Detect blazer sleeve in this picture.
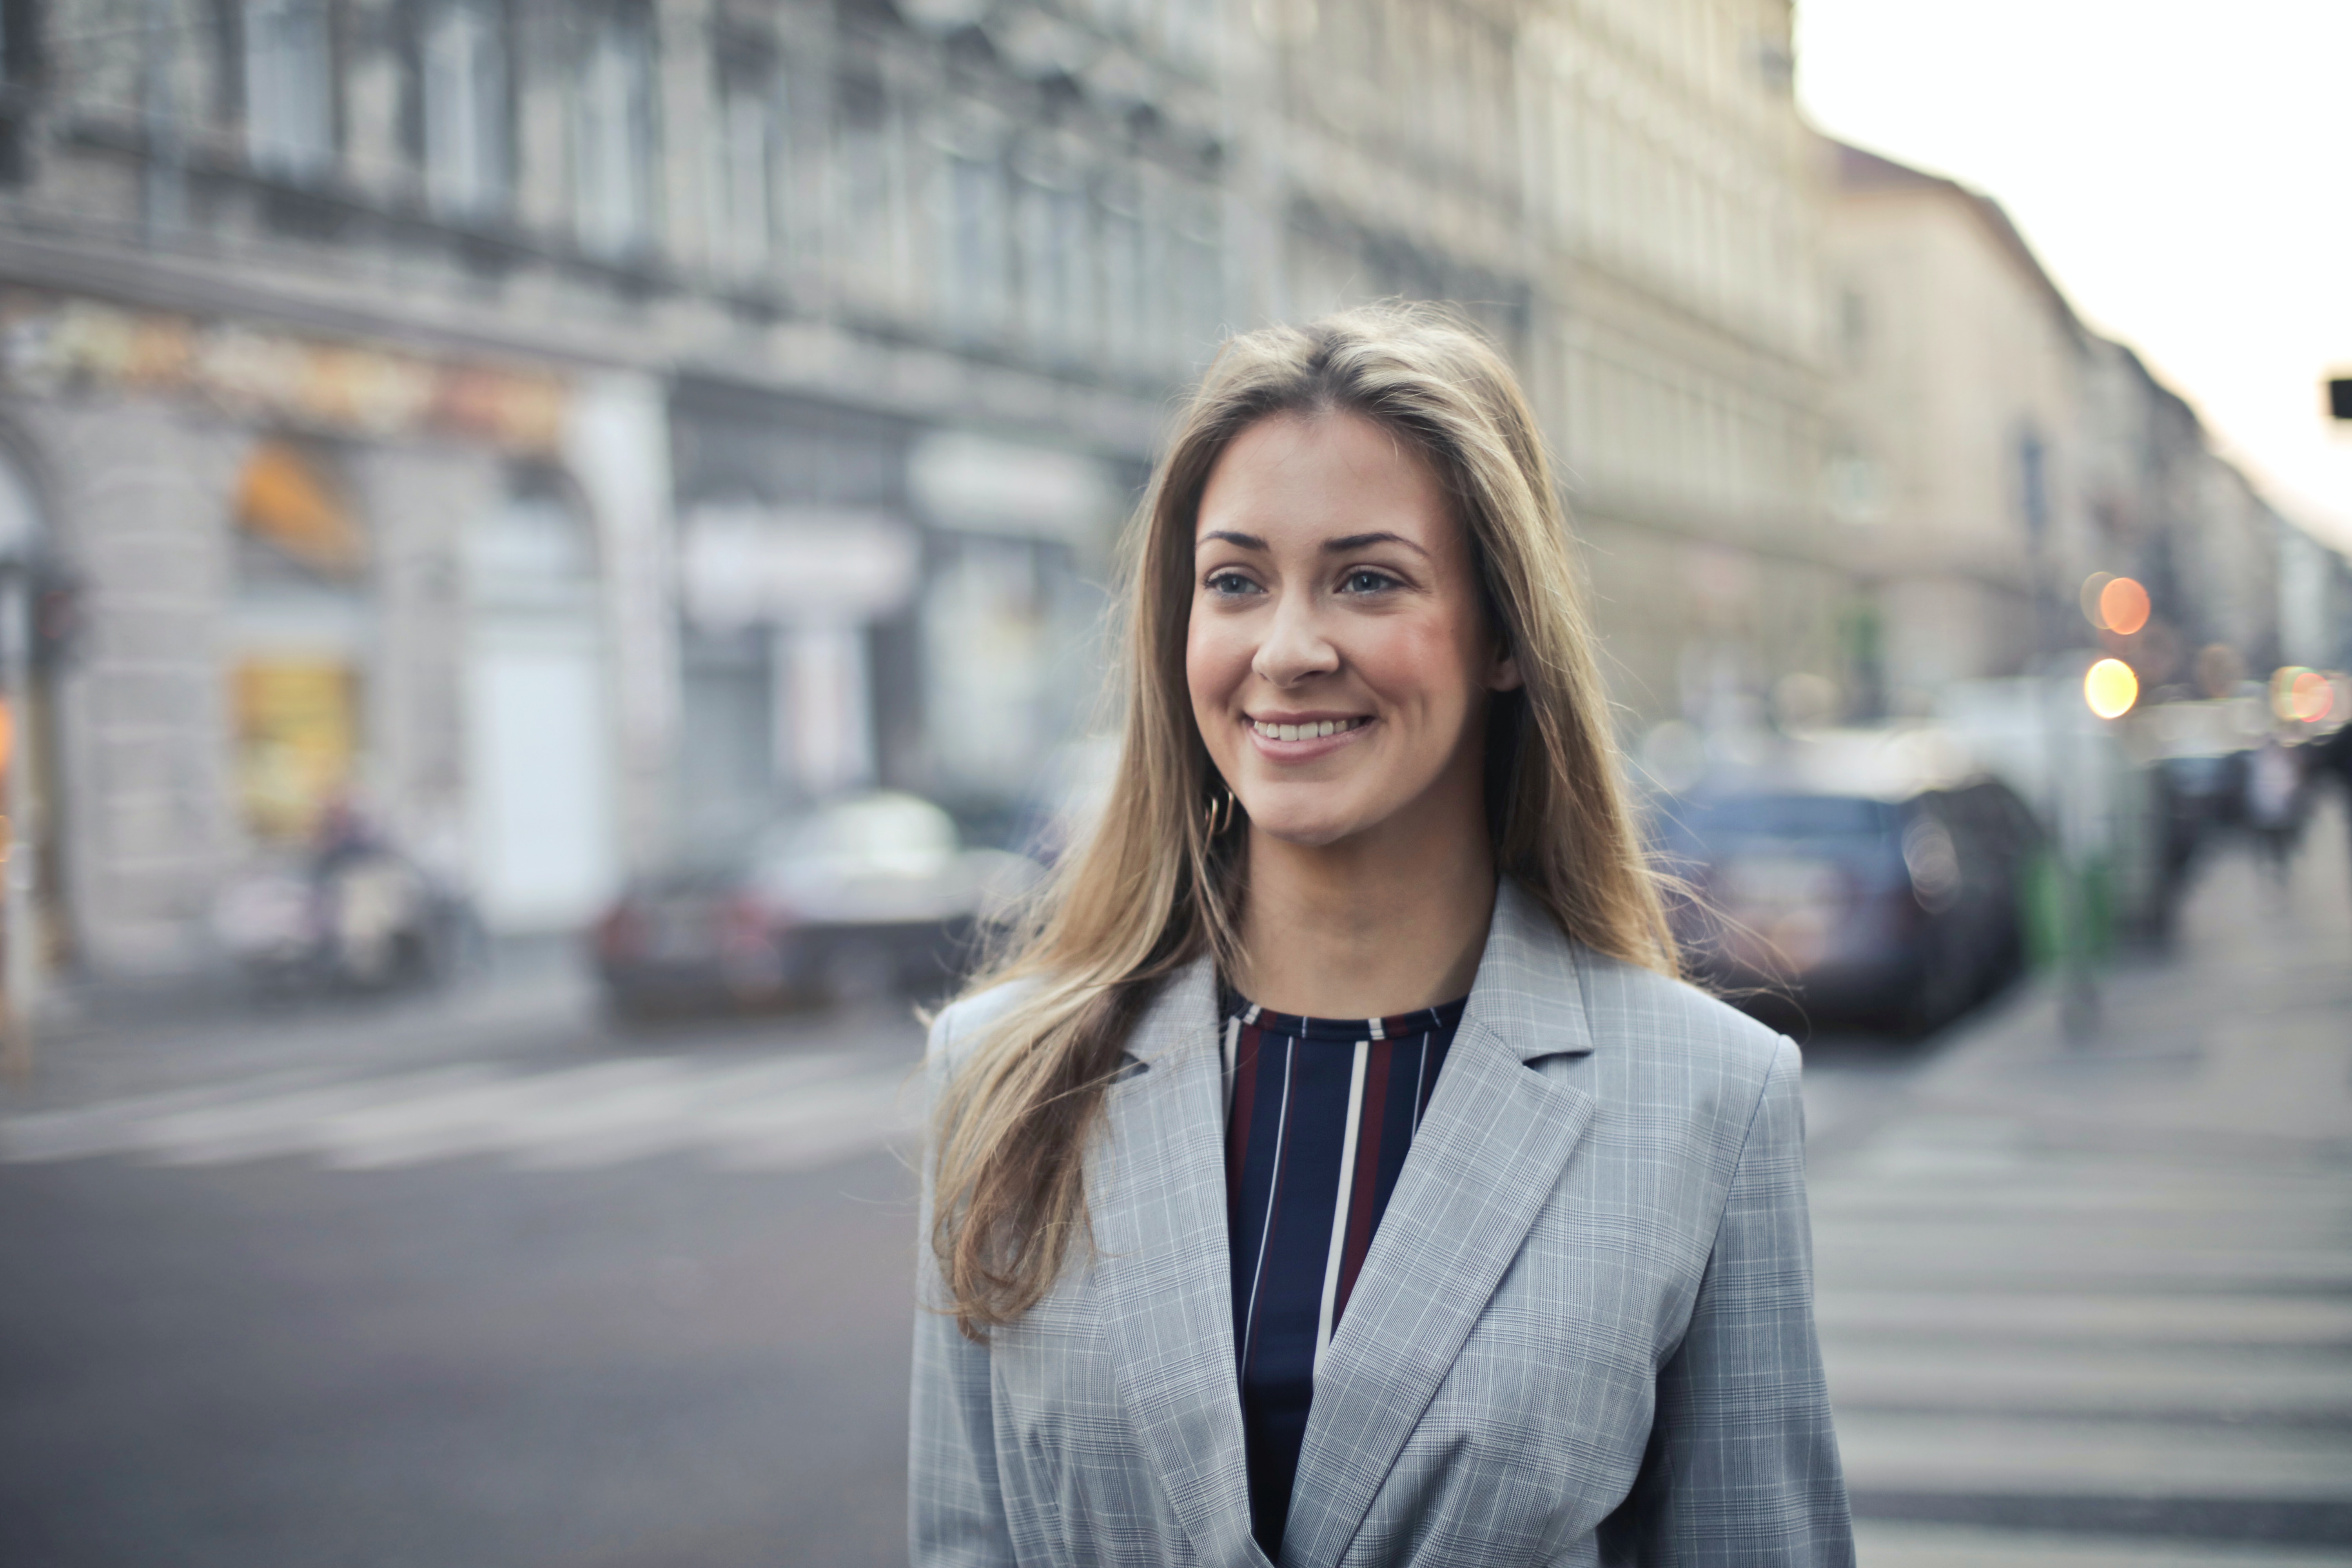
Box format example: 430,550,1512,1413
1601,1037,1855,1567
909,1011,1018,1568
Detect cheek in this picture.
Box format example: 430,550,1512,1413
1185,608,1248,711
1350,616,1476,712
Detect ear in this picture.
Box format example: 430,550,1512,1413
1487,641,1524,694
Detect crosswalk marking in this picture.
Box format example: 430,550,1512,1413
1856,1520,2352,1568
1812,1126,2352,1528
1834,1410,2352,1500
1814,1289,2352,1346
0,1051,923,1175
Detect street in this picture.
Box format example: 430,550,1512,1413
2,802,2348,1567
1819,792,2352,1568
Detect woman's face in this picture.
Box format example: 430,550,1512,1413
1186,411,1520,851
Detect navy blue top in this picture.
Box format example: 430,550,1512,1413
1221,993,1465,1559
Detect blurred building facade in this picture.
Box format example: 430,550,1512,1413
0,0,1858,984
1252,0,1847,730
1822,141,2326,714
3,1,2336,986
0,0,1225,978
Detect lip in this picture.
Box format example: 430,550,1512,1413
1242,711,1376,763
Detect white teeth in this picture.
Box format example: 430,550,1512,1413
1253,717,1365,740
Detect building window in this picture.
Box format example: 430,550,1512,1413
423,0,509,221
245,0,336,181
575,6,654,260
1171,190,1221,361
833,73,893,293
716,73,778,274
946,152,1008,336
1018,178,1092,360
0,0,43,183
1098,200,1144,371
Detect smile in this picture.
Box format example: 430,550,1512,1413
1249,715,1371,741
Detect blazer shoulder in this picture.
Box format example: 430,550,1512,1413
927,976,1043,1071
1570,944,1793,1093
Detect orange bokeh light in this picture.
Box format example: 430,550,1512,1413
2289,670,2332,723
2097,576,2150,637
2084,658,2139,719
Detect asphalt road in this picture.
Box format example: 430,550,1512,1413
2,810,2344,1568
0,989,1926,1568
0,995,935,1568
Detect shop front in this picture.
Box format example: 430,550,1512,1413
0,286,636,977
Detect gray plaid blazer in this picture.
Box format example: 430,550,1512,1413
911,879,1852,1567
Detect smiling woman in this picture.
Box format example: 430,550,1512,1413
912,304,1852,1568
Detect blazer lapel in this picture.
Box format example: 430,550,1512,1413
1088,955,1268,1567
1278,883,1598,1568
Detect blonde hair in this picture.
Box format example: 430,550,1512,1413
930,303,1677,1338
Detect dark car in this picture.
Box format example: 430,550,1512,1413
1658,778,2040,1034
592,791,1040,1018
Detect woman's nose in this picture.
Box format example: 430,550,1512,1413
1252,592,1339,686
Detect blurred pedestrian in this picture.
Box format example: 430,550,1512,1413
911,306,1851,1568
2312,719,2352,914
2245,736,2302,885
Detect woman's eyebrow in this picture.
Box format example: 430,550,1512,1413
1197,529,1268,550
1324,530,1430,558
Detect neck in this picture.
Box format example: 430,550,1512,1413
1230,796,1498,1019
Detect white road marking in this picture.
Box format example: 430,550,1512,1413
0,1051,922,1175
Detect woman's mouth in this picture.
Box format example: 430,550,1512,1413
1249,715,1371,742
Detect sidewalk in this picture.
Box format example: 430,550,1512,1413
2,940,600,1114
1810,790,2352,1565
0,936,927,1120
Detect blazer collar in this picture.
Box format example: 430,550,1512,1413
1278,878,1598,1568
1086,880,1596,1568
1461,878,1598,1064
1088,954,1269,1566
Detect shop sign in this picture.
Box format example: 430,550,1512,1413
679,503,921,629
0,288,568,452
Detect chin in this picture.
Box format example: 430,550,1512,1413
1238,794,1368,849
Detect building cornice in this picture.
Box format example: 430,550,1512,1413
0,221,1169,458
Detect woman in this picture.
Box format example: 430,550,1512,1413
913,305,1851,1567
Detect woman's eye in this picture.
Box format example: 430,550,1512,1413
1341,569,1401,595
1205,570,1261,597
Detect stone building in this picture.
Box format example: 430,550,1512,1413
0,0,1230,981
1824,140,2315,712
1245,0,1850,731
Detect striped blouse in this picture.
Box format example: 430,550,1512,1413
1221,993,1465,1559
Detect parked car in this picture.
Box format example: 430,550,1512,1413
1657,777,2040,1035
592,791,1040,1018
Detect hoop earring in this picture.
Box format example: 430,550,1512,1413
1204,786,1237,837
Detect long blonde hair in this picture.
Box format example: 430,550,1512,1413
930,303,1677,1338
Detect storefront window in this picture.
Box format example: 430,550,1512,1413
229,440,368,844
232,658,359,843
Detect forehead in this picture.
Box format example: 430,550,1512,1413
1196,412,1454,548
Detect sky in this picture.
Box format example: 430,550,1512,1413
1795,0,2352,553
